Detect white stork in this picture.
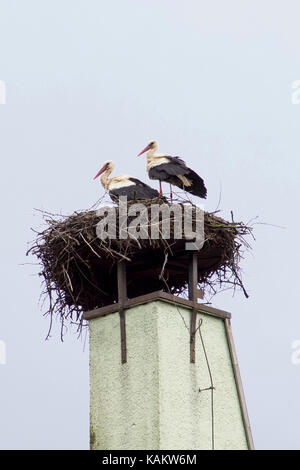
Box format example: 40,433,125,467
93,160,161,202
138,140,207,200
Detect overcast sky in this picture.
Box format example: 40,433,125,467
1,0,300,450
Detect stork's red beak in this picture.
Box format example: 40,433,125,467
137,145,151,156
93,165,106,180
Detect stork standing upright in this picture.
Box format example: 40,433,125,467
93,160,161,202
138,140,207,200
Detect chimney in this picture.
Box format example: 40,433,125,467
84,261,254,450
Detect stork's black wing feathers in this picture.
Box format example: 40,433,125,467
128,178,160,198
109,178,160,202
148,155,207,199
159,156,188,176
184,169,207,198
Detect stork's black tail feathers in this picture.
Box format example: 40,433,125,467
185,169,207,198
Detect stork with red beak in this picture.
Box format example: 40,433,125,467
138,140,207,200
93,160,161,202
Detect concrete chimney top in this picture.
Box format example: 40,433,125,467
84,288,254,450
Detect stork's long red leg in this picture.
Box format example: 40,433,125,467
170,184,173,202
159,180,163,196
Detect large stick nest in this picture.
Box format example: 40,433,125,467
27,200,253,338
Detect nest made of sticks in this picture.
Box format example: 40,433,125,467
27,199,253,338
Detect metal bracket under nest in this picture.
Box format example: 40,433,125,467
117,252,202,364
188,251,203,363
117,261,127,364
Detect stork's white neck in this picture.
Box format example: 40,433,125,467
100,166,113,190
146,142,167,162
146,141,159,158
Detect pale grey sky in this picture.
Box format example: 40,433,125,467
1,0,300,449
